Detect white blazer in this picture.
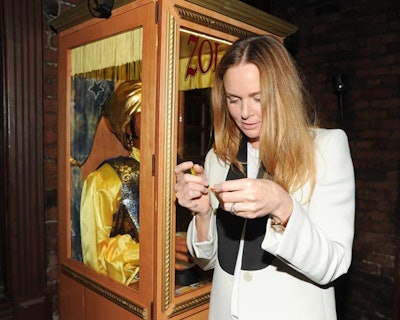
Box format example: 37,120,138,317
187,128,355,320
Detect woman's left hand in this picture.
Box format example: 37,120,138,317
212,178,293,221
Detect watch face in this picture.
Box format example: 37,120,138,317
88,0,115,18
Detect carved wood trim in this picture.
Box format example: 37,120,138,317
51,0,297,37
61,264,148,319
168,292,210,318
161,11,177,312
175,4,254,39
184,0,297,37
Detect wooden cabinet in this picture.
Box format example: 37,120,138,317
52,1,296,319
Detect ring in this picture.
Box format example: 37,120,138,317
230,203,236,215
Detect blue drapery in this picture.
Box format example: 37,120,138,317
70,77,115,261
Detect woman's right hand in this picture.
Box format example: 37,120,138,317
174,161,210,216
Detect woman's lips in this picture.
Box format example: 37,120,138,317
241,122,259,130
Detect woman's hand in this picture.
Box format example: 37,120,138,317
212,178,293,222
174,161,210,216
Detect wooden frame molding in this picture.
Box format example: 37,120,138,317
185,0,298,37
61,265,148,319
161,11,177,313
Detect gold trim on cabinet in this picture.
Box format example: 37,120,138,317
185,0,298,37
169,293,211,318
175,5,253,39
61,264,148,319
162,11,177,312
51,0,297,37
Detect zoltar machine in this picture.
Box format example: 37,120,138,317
52,0,297,319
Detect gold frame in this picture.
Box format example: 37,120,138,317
161,13,214,316
161,11,176,312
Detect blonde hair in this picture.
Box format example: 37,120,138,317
212,35,317,194
103,80,142,150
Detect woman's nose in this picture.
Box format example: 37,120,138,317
241,99,251,119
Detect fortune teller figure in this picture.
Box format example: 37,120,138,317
80,80,142,285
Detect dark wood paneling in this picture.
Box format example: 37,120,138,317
1,0,49,318
394,171,400,319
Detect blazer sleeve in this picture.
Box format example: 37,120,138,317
262,129,355,285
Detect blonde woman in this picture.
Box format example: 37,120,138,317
174,35,355,319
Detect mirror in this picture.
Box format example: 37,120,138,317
174,28,231,296
69,27,143,289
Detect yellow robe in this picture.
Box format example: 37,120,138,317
80,154,140,285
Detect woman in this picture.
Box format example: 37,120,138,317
174,35,355,319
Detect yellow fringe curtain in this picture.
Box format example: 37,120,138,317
71,28,143,81
73,62,142,82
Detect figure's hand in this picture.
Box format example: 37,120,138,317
175,235,193,271
174,161,210,216
213,178,293,222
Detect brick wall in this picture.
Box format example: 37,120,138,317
42,0,399,319
286,1,400,319
43,1,85,318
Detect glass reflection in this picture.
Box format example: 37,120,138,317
175,29,231,295
69,28,143,288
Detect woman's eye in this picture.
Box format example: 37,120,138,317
228,98,239,104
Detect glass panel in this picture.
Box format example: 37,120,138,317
69,27,143,289
175,28,231,296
